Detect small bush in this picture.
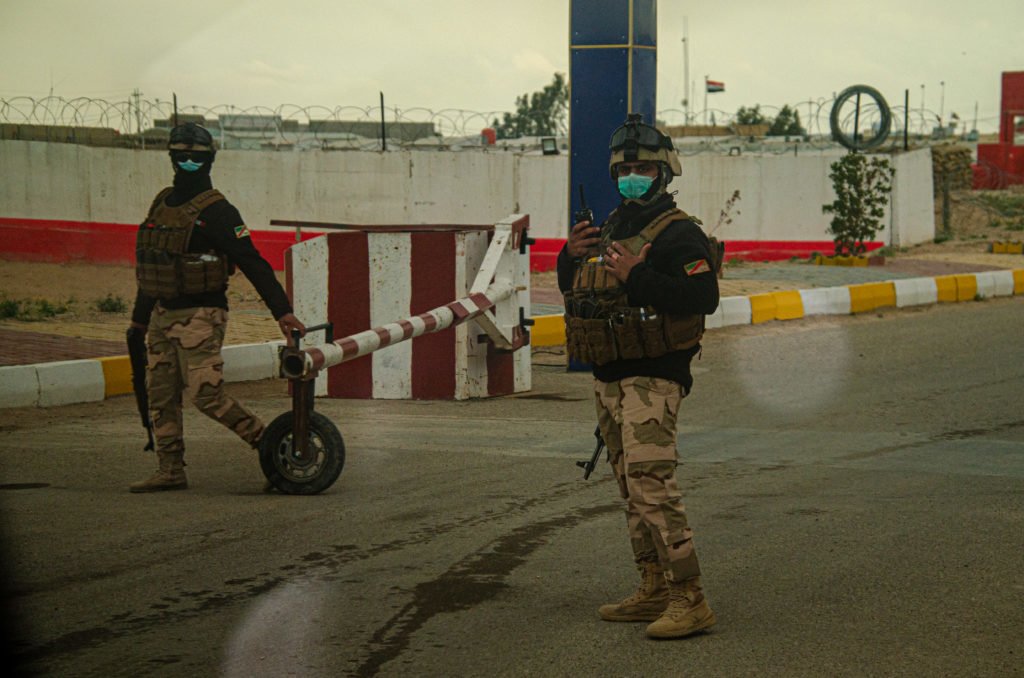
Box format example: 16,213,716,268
0,298,71,321
36,300,69,318
0,299,20,318
95,294,127,313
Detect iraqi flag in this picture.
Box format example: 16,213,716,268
706,79,725,93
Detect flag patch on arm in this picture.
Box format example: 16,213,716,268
233,224,251,239
684,259,711,276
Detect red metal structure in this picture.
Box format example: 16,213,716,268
974,71,1024,189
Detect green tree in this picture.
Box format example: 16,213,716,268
735,105,769,125
767,105,804,136
822,152,895,255
492,73,569,139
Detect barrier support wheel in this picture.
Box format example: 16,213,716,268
259,410,345,495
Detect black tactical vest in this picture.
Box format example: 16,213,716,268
135,188,230,299
564,208,708,366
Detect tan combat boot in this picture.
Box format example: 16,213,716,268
129,451,188,493
598,561,669,621
646,576,716,639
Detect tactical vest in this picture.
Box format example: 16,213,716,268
564,208,710,366
135,188,231,299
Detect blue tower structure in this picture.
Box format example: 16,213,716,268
569,0,658,230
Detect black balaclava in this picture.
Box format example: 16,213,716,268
167,123,216,197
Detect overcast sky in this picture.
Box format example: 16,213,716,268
1,0,1020,132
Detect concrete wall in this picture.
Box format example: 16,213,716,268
0,140,934,244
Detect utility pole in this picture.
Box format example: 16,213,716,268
681,16,689,125
939,80,945,126
132,88,144,149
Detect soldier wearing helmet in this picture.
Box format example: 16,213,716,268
556,113,720,639
128,122,306,493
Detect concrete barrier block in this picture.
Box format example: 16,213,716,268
953,275,977,301
748,293,777,324
0,365,40,408
223,342,283,383
894,277,938,307
705,305,725,329
530,314,565,347
981,270,1016,297
37,360,105,407
799,287,851,316
99,356,133,397
719,296,752,327
849,282,896,313
771,290,804,320
934,275,958,302
1015,270,1024,295
970,272,995,299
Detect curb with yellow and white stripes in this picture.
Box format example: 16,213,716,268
0,341,284,409
1,269,1021,409
529,269,1024,347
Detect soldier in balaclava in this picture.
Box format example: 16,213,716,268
129,122,305,493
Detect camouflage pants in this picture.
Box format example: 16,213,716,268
147,305,264,458
594,376,701,582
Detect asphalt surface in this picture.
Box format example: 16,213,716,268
1,296,1022,676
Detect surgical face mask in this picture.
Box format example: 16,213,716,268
170,150,212,173
617,173,654,199
176,159,205,172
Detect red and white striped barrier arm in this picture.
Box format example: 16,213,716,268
282,279,516,378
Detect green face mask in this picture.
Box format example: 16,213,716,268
617,173,654,199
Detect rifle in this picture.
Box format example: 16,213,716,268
575,426,606,479
126,326,154,451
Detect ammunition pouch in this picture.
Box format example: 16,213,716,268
565,310,703,366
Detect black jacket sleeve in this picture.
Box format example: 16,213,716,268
556,244,576,293
201,202,293,320
623,220,719,316
130,289,157,325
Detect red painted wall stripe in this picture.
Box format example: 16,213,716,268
0,217,317,270
327,232,373,398
410,232,457,400
0,219,878,272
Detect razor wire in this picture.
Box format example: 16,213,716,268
0,94,983,153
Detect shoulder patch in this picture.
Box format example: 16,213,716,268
684,259,711,276
233,224,251,239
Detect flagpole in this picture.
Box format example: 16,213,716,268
704,75,708,125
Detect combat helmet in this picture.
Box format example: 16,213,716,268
607,113,681,180
168,122,216,157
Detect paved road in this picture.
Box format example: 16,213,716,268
2,297,1022,677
